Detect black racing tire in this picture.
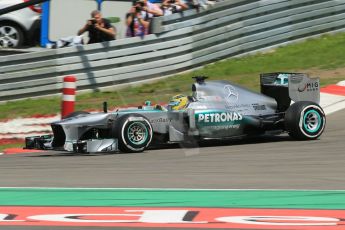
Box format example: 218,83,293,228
0,23,24,48
112,114,153,153
64,111,90,119
285,101,326,140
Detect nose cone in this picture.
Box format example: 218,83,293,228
56,113,110,126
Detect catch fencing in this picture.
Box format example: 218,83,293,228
1,0,345,101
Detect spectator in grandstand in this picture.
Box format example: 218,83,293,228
126,0,163,37
78,10,116,44
161,0,189,16
136,0,163,18
185,0,218,9
151,0,221,13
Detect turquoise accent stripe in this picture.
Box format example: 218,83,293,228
303,109,321,133
0,188,344,209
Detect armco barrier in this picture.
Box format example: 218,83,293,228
1,0,345,102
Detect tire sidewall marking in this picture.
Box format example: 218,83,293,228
121,117,153,151
299,105,325,138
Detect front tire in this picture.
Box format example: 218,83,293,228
112,114,153,153
285,101,326,140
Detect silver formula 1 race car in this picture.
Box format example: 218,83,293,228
25,73,326,153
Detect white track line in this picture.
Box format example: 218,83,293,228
320,92,345,115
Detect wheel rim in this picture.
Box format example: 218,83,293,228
303,109,321,133
0,26,20,48
127,122,148,145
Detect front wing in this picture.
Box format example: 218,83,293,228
25,135,119,153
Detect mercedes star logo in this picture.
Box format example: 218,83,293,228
223,85,239,103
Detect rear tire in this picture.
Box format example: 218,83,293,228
285,101,326,140
112,114,153,153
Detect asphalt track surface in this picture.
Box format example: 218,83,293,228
0,109,345,230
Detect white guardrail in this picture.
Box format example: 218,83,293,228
1,0,345,101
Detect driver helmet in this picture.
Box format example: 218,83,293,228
168,94,189,110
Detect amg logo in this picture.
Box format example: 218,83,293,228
197,112,243,123
298,82,319,92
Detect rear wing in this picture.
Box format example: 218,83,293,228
260,73,320,111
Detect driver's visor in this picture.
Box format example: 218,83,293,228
168,101,179,106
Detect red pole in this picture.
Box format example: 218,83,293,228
61,76,76,118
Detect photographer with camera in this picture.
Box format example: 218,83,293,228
78,10,116,44
126,0,163,37
161,0,188,16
